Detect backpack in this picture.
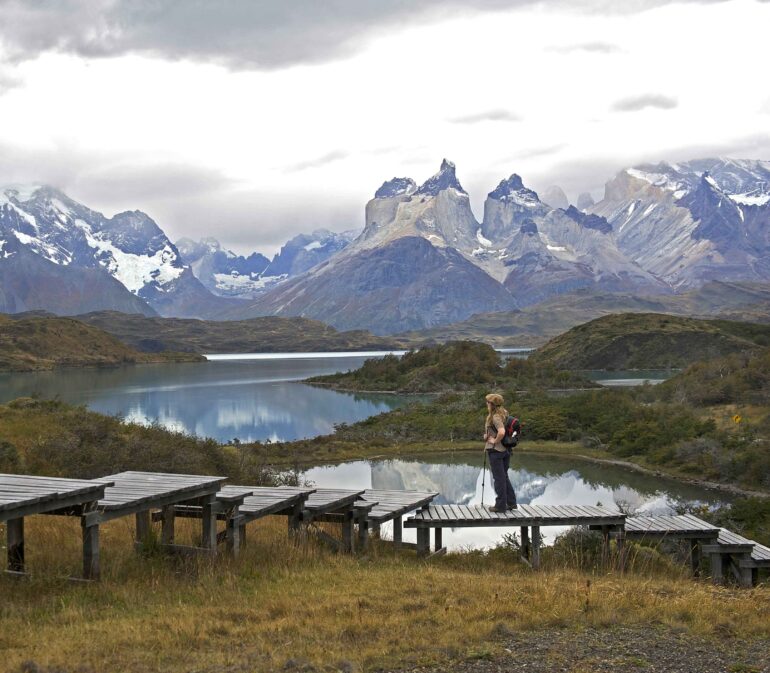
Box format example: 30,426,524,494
501,415,521,449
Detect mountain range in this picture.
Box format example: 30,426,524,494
2,156,769,333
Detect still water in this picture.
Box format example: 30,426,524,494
0,353,416,443
301,452,731,550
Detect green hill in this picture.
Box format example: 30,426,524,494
0,315,203,371
308,340,595,393
655,347,770,406
70,311,406,353
529,313,770,370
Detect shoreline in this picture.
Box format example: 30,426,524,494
274,442,770,501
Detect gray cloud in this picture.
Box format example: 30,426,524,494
761,97,770,114
448,109,521,124
548,41,622,54
284,151,350,172
612,94,678,112
0,68,22,95
0,141,360,255
0,0,730,70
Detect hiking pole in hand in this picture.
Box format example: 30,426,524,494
481,448,487,507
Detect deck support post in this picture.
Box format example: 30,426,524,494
738,563,754,589
288,501,303,535
531,526,541,570
356,507,370,551
202,496,218,554
135,510,151,549
616,527,627,573
239,523,247,545
416,528,430,557
7,517,24,573
690,539,702,578
710,553,724,584
341,510,354,554
434,527,443,553
392,516,403,549
520,526,530,561
161,505,176,546
226,511,241,558
601,526,611,569
81,507,100,581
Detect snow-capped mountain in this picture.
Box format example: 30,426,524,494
0,185,221,317
227,160,518,333
264,228,358,278
176,237,271,299
589,158,770,287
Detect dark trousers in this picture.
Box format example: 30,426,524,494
487,449,516,509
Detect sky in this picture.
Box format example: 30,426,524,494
0,0,769,256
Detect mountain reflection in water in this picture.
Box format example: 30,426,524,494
303,452,731,550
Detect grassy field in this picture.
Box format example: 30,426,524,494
2,516,769,673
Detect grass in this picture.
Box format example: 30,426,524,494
2,516,769,673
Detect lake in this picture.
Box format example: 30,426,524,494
0,353,416,443
301,451,732,550
0,353,675,443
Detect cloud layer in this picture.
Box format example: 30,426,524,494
0,0,729,69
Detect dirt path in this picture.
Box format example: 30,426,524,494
382,625,770,673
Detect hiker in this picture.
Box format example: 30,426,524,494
483,393,517,512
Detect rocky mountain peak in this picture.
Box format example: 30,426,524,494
415,159,466,196
375,177,416,199
577,192,595,210
487,174,541,205
541,185,569,210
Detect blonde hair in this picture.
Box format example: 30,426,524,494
485,393,508,429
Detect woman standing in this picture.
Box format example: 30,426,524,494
484,393,517,512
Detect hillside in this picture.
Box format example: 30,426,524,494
69,311,406,353
0,315,203,371
308,341,596,392
655,347,770,406
529,313,770,370
398,282,770,348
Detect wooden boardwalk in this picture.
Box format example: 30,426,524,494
361,489,438,548
612,513,720,577
94,471,228,558
1,473,112,579
703,528,770,587
405,504,625,566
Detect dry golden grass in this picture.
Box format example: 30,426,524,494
1,516,769,673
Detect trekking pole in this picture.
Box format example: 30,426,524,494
481,449,487,507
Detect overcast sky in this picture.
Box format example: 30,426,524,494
1,0,769,255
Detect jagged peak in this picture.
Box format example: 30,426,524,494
375,177,416,199
415,159,466,196
488,173,540,202
519,219,539,235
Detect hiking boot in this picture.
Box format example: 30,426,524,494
487,505,505,512
508,504,518,510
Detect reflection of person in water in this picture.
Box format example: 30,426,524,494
484,393,517,512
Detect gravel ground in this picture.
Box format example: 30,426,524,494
382,625,770,673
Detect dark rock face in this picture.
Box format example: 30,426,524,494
562,205,613,234
520,219,539,235
415,159,466,196
0,239,156,316
235,236,518,334
680,174,746,247
375,177,417,199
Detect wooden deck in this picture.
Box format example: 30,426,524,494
405,504,625,566
1,473,112,579
360,488,439,548
93,471,228,557
702,528,770,587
